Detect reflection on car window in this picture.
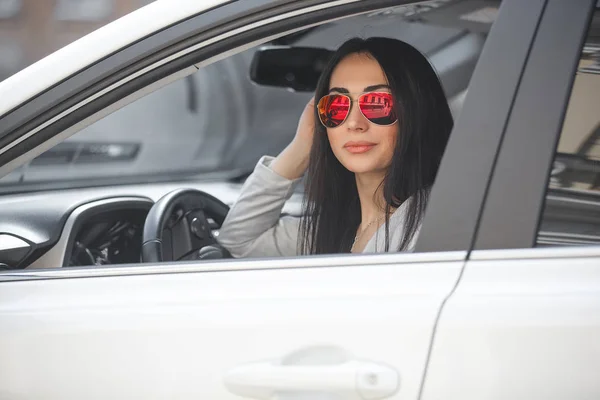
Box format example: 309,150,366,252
537,16,600,247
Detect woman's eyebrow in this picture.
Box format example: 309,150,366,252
328,84,390,93
328,87,349,93
364,84,390,91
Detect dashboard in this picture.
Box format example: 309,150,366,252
0,175,596,270
0,196,154,270
0,179,304,270
65,204,150,267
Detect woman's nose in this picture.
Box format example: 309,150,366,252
345,103,368,131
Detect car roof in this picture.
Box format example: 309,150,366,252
0,0,230,119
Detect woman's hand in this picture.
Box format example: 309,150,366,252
271,96,316,180
293,96,316,151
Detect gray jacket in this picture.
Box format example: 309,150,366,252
217,156,419,258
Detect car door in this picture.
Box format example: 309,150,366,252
0,0,542,399
421,1,600,399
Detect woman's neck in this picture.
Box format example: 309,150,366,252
355,170,387,226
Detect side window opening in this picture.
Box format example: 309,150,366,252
0,0,506,269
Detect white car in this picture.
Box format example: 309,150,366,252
0,0,599,399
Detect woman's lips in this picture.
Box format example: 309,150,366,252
344,141,376,154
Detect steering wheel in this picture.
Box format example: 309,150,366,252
141,189,230,263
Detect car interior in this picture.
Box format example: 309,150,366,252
0,0,598,271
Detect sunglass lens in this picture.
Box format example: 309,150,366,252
318,95,350,128
359,92,396,125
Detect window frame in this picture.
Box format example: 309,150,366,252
0,0,553,280
472,0,597,251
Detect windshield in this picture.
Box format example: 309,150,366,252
0,1,492,188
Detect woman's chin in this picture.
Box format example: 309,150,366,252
341,159,385,175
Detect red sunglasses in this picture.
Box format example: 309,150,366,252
317,91,397,128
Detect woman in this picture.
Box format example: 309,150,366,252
217,37,453,257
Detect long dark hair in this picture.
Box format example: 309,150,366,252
299,37,453,254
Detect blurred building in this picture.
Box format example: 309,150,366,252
0,0,153,81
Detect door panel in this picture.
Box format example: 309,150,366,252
423,4,600,398
421,248,600,400
0,258,463,399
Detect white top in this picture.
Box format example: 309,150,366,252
217,156,419,257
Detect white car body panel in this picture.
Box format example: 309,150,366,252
0,0,597,398
0,0,229,116
0,257,464,399
421,246,600,400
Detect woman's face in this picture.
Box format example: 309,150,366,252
325,52,398,175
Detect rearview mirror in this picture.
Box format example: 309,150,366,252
250,46,334,92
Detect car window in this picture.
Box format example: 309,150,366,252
0,0,508,270
0,1,495,187
537,13,600,247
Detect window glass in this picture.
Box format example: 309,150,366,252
537,11,600,246
1,0,505,269
1,0,495,186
